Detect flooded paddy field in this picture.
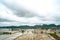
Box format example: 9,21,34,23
0,28,60,40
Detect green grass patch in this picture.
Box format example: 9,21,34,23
48,33,60,40
3,32,11,34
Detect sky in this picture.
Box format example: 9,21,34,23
0,0,60,26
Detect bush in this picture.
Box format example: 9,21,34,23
3,32,11,34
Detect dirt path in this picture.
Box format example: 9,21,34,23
14,32,55,40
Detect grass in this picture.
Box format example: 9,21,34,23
48,33,60,40
3,32,11,34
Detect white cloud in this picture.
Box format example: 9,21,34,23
0,0,60,26
2,0,55,16
0,3,28,22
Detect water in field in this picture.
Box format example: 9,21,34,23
0,28,23,40
0,35,11,40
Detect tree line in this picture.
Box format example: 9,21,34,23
0,24,60,29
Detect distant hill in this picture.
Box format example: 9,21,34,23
0,24,60,29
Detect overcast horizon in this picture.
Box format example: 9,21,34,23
0,0,60,26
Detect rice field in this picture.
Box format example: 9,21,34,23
0,28,60,40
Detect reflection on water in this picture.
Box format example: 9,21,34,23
0,28,16,40
0,35,11,40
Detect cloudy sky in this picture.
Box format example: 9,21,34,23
0,0,60,26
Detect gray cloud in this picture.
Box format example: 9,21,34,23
0,0,60,26
0,18,16,22
2,2,36,18
0,18,12,22
54,16,60,21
